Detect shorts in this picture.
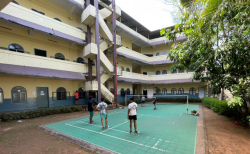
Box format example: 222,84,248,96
89,111,94,116
141,101,145,103
153,101,156,105
100,113,107,118
75,98,78,100
129,115,137,120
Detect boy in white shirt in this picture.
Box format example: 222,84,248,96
96,98,109,129
128,97,139,134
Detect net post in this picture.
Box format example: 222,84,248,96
187,95,189,114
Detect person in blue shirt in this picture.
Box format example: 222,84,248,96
96,98,109,129
88,96,95,124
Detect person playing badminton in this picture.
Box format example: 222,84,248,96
88,96,95,124
128,97,139,134
96,98,109,129
141,95,146,107
153,96,156,110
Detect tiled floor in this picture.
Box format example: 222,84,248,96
44,103,199,154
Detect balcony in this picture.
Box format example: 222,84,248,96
118,71,199,84
117,47,173,65
0,3,85,44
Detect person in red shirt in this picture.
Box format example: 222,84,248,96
74,90,79,105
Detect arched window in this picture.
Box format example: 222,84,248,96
54,18,62,22
189,87,196,95
120,88,125,97
156,70,161,75
11,86,27,103
76,27,83,31
0,88,3,104
171,70,177,74
56,87,67,100
178,70,184,73
92,61,95,66
156,88,161,95
126,68,130,72
162,88,167,95
110,88,114,94
55,53,65,60
178,88,184,95
162,51,168,55
162,70,167,74
126,88,130,95
8,43,24,53
12,0,19,5
76,57,85,64
171,88,177,95
121,66,124,71
78,88,86,99
156,52,161,56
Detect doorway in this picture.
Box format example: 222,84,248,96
143,89,147,98
36,87,49,108
199,87,205,98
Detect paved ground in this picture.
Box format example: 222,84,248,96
0,103,250,154
42,103,199,154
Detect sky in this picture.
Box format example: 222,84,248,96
116,0,177,31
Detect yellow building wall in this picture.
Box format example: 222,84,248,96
133,47,141,53
121,37,132,49
0,75,84,99
0,22,83,62
153,44,172,56
108,82,133,94
141,46,153,55
16,0,86,31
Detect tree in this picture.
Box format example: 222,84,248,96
161,0,250,119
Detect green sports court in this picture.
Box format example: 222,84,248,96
40,103,203,154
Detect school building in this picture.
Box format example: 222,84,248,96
0,0,206,112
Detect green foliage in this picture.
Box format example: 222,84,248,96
227,96,243,108
0,106,82,122
202,97,239,117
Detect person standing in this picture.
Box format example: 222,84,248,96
88,96,95,124
74,90,79,105
96,98,109,129
152,96,157,110
141,95,146,107
128,97,139,134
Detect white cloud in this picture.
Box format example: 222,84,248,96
116,0,175,31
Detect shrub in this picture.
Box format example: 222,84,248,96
202,97,239,117
0,105,82,122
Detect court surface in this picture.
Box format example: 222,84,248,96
44,103,199,154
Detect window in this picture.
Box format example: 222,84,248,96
156,70,161,75
156,52,161,56
162,70,167,74
121,66,124,71
55,53,65,60
78,88,86,99
120,88,125,97
162,51,168,55
0,88,3,104
54,18,62,22
126,88,130,95
56,87,68,100
34,49,47,57
162,88,167,95
178,70,185,73
92,61,95,66
171,70,177,74
11,86,27,103
76,27,83,31
126,68,130,72
189,87,196,95
76,57,85,64
178,88,184,95
12,0,19,5
171,88,177,95
156,88,161,95
31,9,45,15
8,43,24,53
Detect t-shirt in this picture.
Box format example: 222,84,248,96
97,102,107,114
128,102,137,115
74,93,79,99
142,97,145,101
88,100,93,111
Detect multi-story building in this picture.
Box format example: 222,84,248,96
0,0,206,112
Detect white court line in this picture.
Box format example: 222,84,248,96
179,113,183,116
65,123,167,153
